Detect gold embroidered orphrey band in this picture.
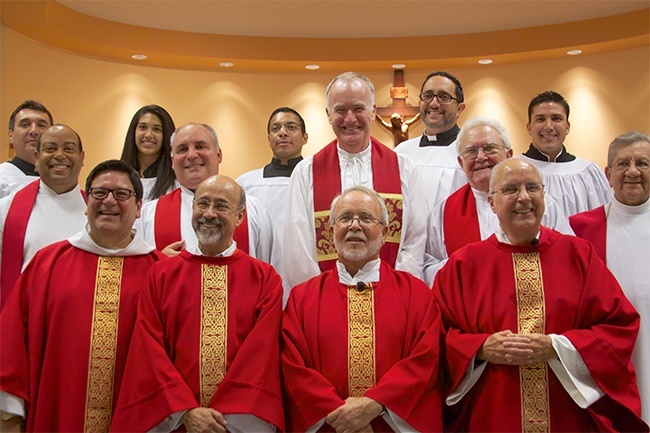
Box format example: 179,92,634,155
347,284,376,397
200,264,228,407
314,194,403,263
513,252,550,433
84,256,123,433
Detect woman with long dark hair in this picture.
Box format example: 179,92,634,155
120,105,176,201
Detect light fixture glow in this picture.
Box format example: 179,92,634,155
219,61,234,67
305,64,320,70
567,49,583,56
478,59,493,65
131,54,147,60
391,63,406,69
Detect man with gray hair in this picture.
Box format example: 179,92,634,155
283,72,427,295
423,117,572,284
138,123,277,267
282,186,443,432
570,131,650,422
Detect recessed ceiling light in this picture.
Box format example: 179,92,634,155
305,64,320,70
131,54,147,60
478,59,493,65
219,61,234,67
567,49,583,56
391,64,406,69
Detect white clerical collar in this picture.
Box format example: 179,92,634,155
188,240,238,257
68,225,154,256
539,147,565,162
494,225,541,245
40,181,81,197
471,186,489,202
609,197,650,215
337,140,372,159
336,258,381,285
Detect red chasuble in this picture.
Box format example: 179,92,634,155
111,249,284,432
281,261,443,432
432,227,645,432
312,138,403,272
442,183,480,256
570,205,607,262
153,188,250,253
0,241,164,432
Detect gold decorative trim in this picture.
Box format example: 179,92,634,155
315,210,337,262
378,193,402,244
513,252,550,433
200,264,228,407
347,284,375,397
84,256,123,433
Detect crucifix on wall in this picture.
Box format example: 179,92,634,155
376,69,421,147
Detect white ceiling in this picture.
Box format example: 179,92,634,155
59,0,650,39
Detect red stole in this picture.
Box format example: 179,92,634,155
569,205,607,262
154,188,250,254
312,137,403,272
443,183,481,256
1,180,87,310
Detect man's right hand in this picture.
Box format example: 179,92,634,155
477,330,534,365
162,240,185,257
181,407,227,433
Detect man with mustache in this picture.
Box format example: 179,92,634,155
112,175,284,433
395,71,468,210
282,186,443,432
0,124,86,309
519,90,612,216
423,117,573,285
138,123,277,267
432,158,645,431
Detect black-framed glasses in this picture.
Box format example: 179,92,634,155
418,91,458,104
491,183,544,198
461,144,504,160
88,187,137,201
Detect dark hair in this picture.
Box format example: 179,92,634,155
37,124,83,153
420,71,464,103
9,100,54,130
267,107,307,134
85,159,143,202
527,91,570,122
120,105,176,200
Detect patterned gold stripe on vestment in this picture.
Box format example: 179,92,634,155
513,252,550,433
200,264,228,407
84,256,123,433
347,284,375,397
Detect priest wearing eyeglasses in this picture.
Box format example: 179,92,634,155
282,186,444,432
432,158,646,432
422,117,573,285
0,160,165,432
0,124,87,309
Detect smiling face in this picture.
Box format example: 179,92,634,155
527,102,570,161
86,171,142,249
419,75,465,135
171,124,222,190
35,125,84,194
8,108,52,164
457,125,512,192
326,79,376,153
606,141,650,206
267,111,308,163
135,112,164,159
488,159,545,245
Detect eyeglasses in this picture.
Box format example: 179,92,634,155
491,183,544,198
334,213,380,227
88,187,137,201
611,159,650,172
461,144,504,160
418,91,458,104
194,199,236,214
269,123,301,134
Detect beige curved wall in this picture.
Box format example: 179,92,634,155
2,24,648,182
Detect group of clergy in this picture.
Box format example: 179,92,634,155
0,69,648,432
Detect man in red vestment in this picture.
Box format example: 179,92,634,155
0,159,165,432
282,186,443,432
432,158,646,432
111,175,284,433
